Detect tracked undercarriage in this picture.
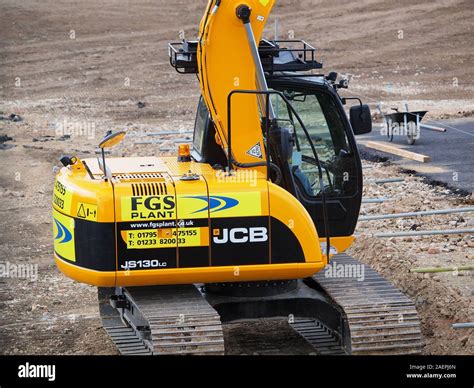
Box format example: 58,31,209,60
99,254,423,355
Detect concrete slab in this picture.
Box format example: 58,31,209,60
357,118,474,193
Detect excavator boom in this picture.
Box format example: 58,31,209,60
198,0,276,173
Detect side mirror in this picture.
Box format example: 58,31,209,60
99,130,126,149
326,72,338,82
350,104,372,135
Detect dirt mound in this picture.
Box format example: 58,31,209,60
351,236,473,354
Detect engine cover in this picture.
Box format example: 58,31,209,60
52,156,324,286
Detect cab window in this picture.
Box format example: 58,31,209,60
271,89,356,198
193,97,209,155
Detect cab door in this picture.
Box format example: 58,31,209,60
269,81,363,238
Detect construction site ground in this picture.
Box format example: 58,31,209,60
0,0,472,355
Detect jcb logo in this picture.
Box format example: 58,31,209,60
213,227,268,244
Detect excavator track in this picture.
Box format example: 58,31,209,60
290,318,346,355
99,254,422,355
99,285,225,355
98,288,151,355
313,254,423,355
103,325,151,355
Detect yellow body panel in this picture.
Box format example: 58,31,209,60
55,254,319,287
53,209,76,263
268,183,324,265
53,165,114,223
52,156,331,286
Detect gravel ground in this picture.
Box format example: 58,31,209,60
350,160,473,354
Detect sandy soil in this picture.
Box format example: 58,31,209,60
0,0,472,355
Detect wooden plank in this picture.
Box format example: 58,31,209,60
365,141,431,163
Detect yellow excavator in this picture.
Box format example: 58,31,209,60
52,0,422,355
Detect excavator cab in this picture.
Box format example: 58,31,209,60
192,72,367,240
267,77,365,238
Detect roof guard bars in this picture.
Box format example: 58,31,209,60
169,39,322,75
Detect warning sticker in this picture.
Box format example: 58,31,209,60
246,142,263,159
122,228,202,249
77,202,97,221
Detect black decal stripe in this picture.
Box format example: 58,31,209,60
210,216,270,267
179,247,209,268
270,217,305,264
70,217,305,272
74,218,116,271
178,219,209,228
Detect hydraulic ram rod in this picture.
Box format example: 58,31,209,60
237,4,276,119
